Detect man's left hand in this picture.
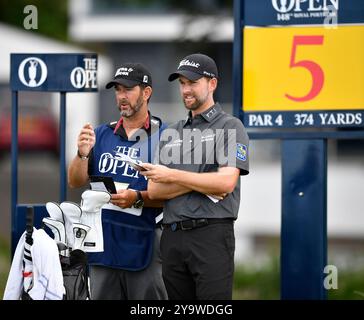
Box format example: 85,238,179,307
140,163,175,183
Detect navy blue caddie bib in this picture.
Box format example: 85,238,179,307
87,116,166,270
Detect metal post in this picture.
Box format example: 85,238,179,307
60,92,67,202
233,0,243,119
281,139,328,299
11,91,19,254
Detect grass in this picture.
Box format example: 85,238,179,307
0,237,10,299
233,256,280,300
328,270,364,300
233,256,364,300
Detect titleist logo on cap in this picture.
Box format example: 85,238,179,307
178,59,200,69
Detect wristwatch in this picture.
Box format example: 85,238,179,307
77,150,89,161
133,190,144,209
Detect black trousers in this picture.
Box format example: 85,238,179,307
160,221,235,300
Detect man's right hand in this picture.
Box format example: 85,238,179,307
77,123,95,157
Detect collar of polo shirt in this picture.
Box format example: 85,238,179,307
184,103,222,127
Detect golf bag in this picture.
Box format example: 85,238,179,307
5,206,91,300
42,191,111,299
42,201,91,300
60,249,89,300
5,190,110,300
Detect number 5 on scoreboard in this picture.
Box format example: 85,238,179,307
285,35,324,102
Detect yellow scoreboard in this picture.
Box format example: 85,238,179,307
241,0,364,128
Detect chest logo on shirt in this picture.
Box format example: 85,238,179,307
164,132,216,148
236,143,247,161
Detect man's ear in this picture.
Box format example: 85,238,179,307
209,78,218,92
143,86,152,101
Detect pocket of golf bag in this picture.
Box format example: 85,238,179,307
61,250,89,300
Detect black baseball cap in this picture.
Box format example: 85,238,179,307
168,53,218,82
105,62,152,89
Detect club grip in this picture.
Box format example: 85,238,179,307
25,206,34,245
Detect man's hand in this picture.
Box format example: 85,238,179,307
206,193,228,201
78,123,95,157
110,189,138,209
140,163,175,183
68,123,95,188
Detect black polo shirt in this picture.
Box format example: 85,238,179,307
156,103,249,224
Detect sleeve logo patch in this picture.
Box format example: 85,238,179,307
236,143,247,161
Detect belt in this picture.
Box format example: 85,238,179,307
162,218,234,232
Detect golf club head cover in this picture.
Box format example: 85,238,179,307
42,217,66,244
80,190,111,252
45,202,68,255
45,202,65,223
60,202,82,249
72,223,91,251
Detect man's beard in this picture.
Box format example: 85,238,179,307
118,93,144,118
183,92,209,111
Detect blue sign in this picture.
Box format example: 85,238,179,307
10,53,98,92
244,0,364,26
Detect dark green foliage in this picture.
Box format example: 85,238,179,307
0,0,68,41
233,256,280,300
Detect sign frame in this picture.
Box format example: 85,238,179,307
10,53,99,255
233,0,364,301
10,53,98,92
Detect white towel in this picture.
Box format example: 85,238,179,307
28,229,64,300
3,231,27,300
3,228,64,300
